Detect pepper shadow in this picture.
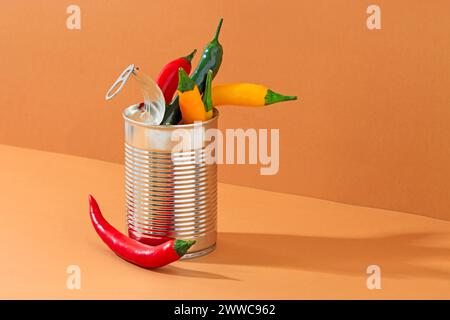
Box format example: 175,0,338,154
187,232,450,280
154,265,239,281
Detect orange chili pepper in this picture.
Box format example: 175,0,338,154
177,68,209,123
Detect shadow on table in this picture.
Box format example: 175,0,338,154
188,232,450,280
154,265,239,281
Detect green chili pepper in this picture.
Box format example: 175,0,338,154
202,69,214,115
191,18,224,92
162,18,224,125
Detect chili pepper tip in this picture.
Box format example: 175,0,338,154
88,194,95,206
184,49,197,62
88,194,101,213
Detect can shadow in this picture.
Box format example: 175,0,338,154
154,265,240,281
189,231,450,280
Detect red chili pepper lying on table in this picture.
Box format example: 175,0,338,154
89,195,195,268
156,49,197,104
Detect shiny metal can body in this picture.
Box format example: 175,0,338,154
123,104,218,258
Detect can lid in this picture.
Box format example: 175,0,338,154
105,64,135,100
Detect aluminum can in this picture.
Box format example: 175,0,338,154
123,104,218,258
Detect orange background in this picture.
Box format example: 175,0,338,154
0,0,449,220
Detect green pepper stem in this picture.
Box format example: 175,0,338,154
265,89,297,105
212,18,224,43
184,49,197,62
174,239,196,257
177,68,196,92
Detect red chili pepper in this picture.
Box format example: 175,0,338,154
89,195,195,268
156,49,197,104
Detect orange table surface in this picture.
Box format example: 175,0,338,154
1,144,450,299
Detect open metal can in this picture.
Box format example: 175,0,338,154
123,104,218,258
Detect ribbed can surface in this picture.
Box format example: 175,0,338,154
123,104,218,258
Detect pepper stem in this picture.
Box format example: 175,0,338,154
183,49,197,62
212,18,224,43
177,68,195,92
202,70,214,112
174,239,196,257
265,89,297,106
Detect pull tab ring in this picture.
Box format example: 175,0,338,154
105,64,135,100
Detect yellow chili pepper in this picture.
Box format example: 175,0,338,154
177,68,208,124
211,83,297,107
